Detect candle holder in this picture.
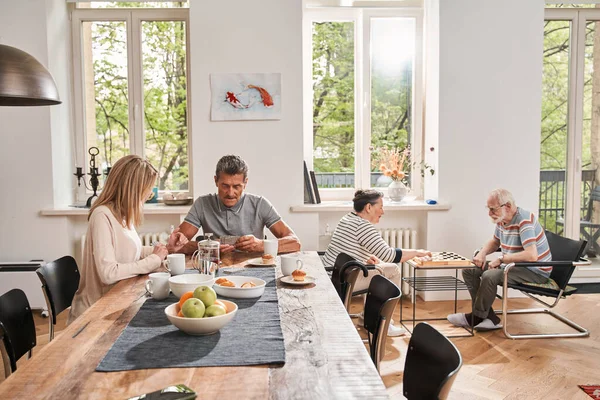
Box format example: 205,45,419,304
73,147,110,208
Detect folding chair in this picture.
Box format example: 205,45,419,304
499,231,590,339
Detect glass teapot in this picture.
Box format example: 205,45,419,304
191,233,220,277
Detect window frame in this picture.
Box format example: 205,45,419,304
303,7,424,201
71,7,192,200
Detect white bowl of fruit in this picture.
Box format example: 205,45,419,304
165,285,237,335
213,276,266,299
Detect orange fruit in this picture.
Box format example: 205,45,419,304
178,291,194,309
177,310,184,317
214,300,227,313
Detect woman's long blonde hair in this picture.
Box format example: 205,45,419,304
89,155,158,228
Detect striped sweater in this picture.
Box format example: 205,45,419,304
494,207,552,277
322,212,402,267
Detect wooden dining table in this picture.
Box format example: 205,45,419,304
0,251,388,399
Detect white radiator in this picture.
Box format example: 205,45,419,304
377,228,417,294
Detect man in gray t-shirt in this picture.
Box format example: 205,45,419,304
168,155,301,255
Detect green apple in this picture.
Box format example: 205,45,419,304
181,298,205,318
204,304,226,318
193,285,217,307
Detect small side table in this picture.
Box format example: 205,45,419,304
400,257,478,338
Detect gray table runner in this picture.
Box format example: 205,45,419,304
96,267,285,372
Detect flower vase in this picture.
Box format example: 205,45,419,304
388,180,408,202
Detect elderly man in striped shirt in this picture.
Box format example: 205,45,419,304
448,188,552,331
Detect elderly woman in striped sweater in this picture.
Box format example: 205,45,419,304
322,189,431,336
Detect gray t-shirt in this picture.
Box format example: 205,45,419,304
184,193,282,239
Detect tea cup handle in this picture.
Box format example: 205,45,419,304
145,280,154,296
191,250,200,270
162,259,172,273
296,259,303,270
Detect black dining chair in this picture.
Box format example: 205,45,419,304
363,274,401,372
36,255,80,341
0,289,36,378
330,252,379,316
498,231,589,339
403,322,463,400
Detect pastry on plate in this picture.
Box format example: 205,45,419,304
217,279,236,287
262,254,275,264
292,269,306,282
241,281,257,288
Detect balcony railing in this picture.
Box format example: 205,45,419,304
315,170,597,234
539,169,596,233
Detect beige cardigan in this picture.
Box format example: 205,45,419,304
69,205,162,323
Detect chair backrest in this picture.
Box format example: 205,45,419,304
403,322,463,400
583,186,600,222
363,275,401,371
36,255,80,324
545,230,586,288
0,289,36,373
331,252,359,302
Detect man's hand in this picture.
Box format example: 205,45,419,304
473,251,487,269
488,258,502,269
365,255,381,265
167,228,188,253
235,235,263,252
220,244,236,254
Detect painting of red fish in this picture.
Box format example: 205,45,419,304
211,73,281,121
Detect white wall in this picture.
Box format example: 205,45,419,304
0,0,548,279
0,0,71,262
189,0,318,249
424,0,545,299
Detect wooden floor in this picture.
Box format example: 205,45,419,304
2,295,599,399
351,293,600,399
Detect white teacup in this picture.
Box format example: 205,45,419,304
145,272,170,300
264,239,278,256
281,254,303,276
163,253,185,276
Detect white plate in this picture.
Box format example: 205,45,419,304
280,275,316,286
246,256,279,267
213,276,266,298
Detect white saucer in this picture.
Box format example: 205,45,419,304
280,275,315,286
246,256,279,267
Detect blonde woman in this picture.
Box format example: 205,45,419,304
69,155,170,323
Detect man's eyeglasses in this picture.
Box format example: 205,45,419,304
487,203,507,213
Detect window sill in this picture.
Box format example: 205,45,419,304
40,203,192,216
290,200,451,213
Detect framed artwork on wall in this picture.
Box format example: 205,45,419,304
210,73,282,121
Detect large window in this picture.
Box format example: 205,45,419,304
304,8,423,199
541,5,600,261
72,2,190,198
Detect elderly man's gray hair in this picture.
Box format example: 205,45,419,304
489,188,515,206
215,155,249,179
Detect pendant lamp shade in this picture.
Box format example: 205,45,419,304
0,44,61,106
